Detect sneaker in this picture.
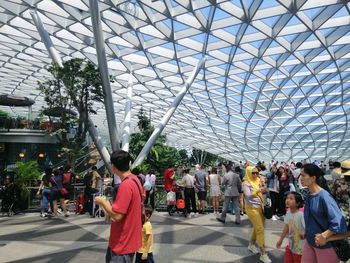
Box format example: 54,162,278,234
260,254,272,263
57,208,63,215
190,212,194,216
194,212,199,217
40,212,47,218
216,218,225,223
248,244,260,254
272,215,278,221
187,214,192,219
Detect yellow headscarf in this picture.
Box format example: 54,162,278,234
244,166,261,192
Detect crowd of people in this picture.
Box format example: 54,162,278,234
12,154,350,263
163,159,350,263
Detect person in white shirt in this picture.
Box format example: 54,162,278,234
144,170,156,209
180,167,197,217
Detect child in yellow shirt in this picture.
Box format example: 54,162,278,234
136,205,155,263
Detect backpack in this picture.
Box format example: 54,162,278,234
63,172,72,185
83,172,93,187
75,193,85,214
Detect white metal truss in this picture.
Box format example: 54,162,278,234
1,0,350,163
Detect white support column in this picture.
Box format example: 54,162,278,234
132,56,207,168
30,10,63,68
122,73,133,152
30,9,112,174
87,117,113,175
89,0,120,151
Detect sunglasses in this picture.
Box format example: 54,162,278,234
252,172,259,175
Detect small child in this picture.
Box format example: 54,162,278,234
136,205,155,263
276,192,305,263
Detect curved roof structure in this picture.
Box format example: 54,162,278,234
1,0,350,162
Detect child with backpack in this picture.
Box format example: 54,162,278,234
276,192,305,263
136,205,155,263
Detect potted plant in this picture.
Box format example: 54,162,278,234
6,161,41,210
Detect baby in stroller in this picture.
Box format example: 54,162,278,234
166,182,186,217
0,176,17,216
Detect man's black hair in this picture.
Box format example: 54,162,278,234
110,150,131,172
91,166,97,170
333,161,341,168
234,166,241,173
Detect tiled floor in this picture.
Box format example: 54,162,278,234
0,212,285,263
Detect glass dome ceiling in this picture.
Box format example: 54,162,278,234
1,0,350,163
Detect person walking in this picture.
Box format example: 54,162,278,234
95,150,142,263
37,166,53,217
276,192,305,263
243,166,272,263
135,205,155,263
217,164,241,224
300,163,347,263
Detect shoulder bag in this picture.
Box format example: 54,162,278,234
257,192,273,219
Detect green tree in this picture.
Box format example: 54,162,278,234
129,109,187,175
38,58,104,169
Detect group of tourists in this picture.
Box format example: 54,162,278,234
36,165,75,217
163,159,350,263
240,161,349,263
33,154,350,263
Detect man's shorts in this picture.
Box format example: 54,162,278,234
106,247,134,263
197,190,207,201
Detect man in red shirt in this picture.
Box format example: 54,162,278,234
164,164,175,192
95,150,142,263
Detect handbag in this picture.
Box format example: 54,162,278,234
258,192,273,219
332,239,350,262
51,177,69,198
310,212,350,261
59,187,69,197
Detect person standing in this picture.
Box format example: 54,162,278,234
208,167,221,214
95,150,142,263
332,160,350,231
164,164,175,192
180,167,197,217
194,164,209,214
85,166,101,217
217,164,241,224
266,165,280,220
145,170,156,210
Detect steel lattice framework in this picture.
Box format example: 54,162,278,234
1,0,350,162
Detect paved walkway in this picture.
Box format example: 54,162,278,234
0,212,285,263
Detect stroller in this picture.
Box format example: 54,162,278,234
0,184,17,217
166,183,187,217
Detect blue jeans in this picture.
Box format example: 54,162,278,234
41,188,51,213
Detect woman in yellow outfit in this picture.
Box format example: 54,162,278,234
242,166,272,263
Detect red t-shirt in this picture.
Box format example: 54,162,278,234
109,174,142,254
164,168,174,192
